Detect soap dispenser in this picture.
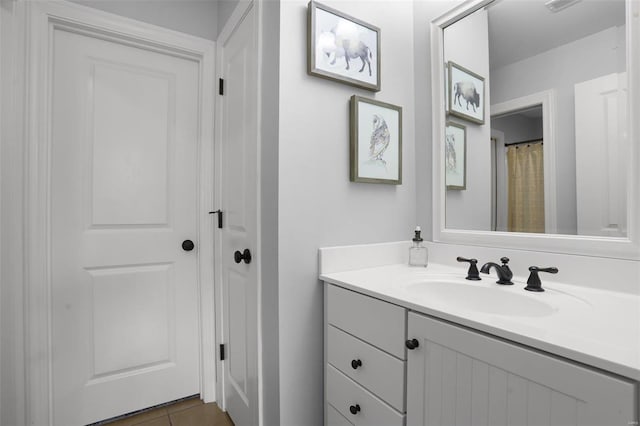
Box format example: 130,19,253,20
409,226,428,267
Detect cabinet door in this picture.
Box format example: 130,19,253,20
406,312,637,426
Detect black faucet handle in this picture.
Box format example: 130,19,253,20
500,257,510,265
529,266,558,274
456,257,481,281
525,266,559,292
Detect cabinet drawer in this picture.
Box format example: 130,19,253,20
327,364,404,426
327,325,405,411
326,403,354,426
327,285,406,359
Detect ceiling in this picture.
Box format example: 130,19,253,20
487,0,625,69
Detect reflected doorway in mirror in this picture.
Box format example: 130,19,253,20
445,121,466,190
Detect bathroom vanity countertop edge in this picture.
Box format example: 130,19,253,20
320,263,640,382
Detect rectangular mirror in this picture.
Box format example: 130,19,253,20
431,0,640,259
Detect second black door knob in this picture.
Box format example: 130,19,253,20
234,249,252,264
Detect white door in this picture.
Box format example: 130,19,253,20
219,3,259,425
51,27,200,425
575,72,628,237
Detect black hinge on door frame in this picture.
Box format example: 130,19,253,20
220,344,226,361
218,78,224,95
209,210,223,229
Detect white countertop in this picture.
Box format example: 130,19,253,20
320,262,640,381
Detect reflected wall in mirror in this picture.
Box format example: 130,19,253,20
443,0,628,237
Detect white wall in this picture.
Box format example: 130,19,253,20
443,7,492,231
278,1,416,424
491,26,626,234
69,0,219,40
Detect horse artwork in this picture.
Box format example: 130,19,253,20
453,81,480,113
318,29,373,77
309,1,380,91
448,61,485,124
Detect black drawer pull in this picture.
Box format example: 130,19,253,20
406,338,420,350
349,404,361,415
351,359,362,369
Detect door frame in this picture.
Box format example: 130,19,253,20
491,89,558,234
15,2,216,424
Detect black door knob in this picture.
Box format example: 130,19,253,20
351,359,362,369
182,240,195,251
349,404,361,415
406,338,420,350
234,249,252,264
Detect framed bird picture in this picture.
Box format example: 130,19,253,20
350,95,402,184
445,121,466,190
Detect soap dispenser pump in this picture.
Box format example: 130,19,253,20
409,226,428,267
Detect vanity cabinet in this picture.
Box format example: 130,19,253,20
324,285,407,426
324,283,638,426
406,312,637,426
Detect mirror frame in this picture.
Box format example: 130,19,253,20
431,0,640,260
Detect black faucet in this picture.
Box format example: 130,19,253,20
480,257,514,285
524,266,559,292
456,257,481,280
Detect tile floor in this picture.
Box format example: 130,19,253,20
104,397,234,426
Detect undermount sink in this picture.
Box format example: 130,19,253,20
404,280,558,317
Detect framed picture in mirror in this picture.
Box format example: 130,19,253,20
350,95,402,184
447,61,485,124
445,121,466,190
307,1,381,92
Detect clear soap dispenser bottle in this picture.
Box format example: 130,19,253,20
409,226,428,267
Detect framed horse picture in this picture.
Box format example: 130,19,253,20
308,1,381,91
447,61,485,124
